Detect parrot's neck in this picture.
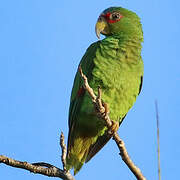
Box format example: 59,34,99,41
102,30,143,63
108,31,143,64
112,30,143,43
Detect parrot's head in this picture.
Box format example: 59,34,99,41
95,7,143,39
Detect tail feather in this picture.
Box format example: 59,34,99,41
66,137,93,174
66,154,84,175
66,132,112,174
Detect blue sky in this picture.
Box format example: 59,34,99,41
0,0,179,179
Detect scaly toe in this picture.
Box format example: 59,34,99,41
108,121,119,135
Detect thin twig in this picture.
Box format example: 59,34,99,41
79,65,96,102
113,133,146,180
96,86,105,113
0,132,73,179
0,66,146,180
0,132,74,180
155,101,161,180
79,66,146,180
60,132,67,172
0,155,75,180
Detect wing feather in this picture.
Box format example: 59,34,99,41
67,41,100,152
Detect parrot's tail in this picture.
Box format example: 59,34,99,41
66,132,112,175
66,136,94,175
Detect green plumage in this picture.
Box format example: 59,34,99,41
66,7,144,174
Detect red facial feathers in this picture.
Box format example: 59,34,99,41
102,12,123,24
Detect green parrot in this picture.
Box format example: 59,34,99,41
66,7,144,174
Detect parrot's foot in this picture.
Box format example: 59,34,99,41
103,102,109,115
108,121,119,135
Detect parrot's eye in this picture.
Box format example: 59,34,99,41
110,12,121,20
100,12,123,24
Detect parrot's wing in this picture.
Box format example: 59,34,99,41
85,114,126,163
67,41,100,153
86,75,143,162
85,131,111,163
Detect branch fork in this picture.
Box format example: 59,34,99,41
0,133,75,180
0,66,146,180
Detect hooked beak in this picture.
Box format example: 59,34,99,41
95,16,110,39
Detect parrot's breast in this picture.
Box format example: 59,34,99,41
89,37,143,122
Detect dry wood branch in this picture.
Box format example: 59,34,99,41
0,66,146,180
113,133,146,180
79,66,146,180
60,132,67,172
0,133,75,180
0,155,75,180
79,65,96,102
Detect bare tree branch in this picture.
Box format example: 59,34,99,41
0,155,75,180
113,134,146,180
155,101,161,180
79,66,146,180
0,133,75,180
0,66,146,180
60,132,67,172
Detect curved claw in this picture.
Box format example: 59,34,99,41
108,121,119,135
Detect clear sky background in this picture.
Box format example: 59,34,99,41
0,0,179,179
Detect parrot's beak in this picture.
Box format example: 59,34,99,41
95,16,110,39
